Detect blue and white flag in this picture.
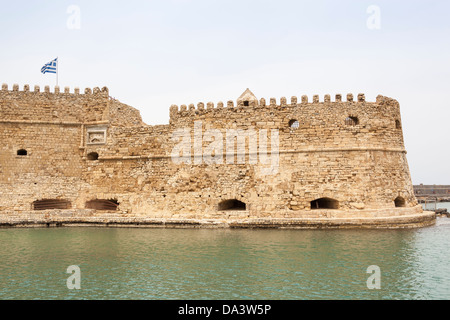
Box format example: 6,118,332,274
41,58,57,74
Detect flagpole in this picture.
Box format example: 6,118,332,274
56,57,58,87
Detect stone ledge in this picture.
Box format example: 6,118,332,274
0,211,436,230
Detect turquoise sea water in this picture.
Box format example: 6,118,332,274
0,213,449,300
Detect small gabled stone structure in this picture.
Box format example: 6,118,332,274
237,88,258,107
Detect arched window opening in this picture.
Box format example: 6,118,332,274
85,199,119,211
395,120,402,129
243,100,249,106
311,197,339,210
345,116,359,126
289,119,300,129
394,196,406,208
218,199,246,211
33,199,71,210
87,152,99,160
17,149,27,156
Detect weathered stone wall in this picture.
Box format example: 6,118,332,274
0,84,426,227
125,92,415,218
0,84,142,212
0,121,85,211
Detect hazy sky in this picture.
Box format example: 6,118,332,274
0,0,449,184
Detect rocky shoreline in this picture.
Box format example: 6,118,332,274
428,208,450,217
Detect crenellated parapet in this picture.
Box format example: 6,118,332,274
168,89,383,121
1,83,109,96
170,93,369,111
0,83,144,126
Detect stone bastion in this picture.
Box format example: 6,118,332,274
0,85,435,229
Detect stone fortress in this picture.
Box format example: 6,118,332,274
0,84,435,228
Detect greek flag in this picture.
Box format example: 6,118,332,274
41,58,57,74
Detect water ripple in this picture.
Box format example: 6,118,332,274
0,220,449,299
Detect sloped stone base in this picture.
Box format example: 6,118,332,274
0,208,436,229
